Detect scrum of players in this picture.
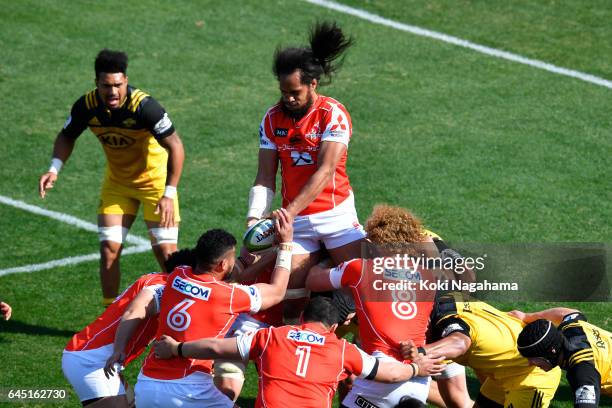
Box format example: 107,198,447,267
48,21,611,408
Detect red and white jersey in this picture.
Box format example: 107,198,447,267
141,266,262,380
329,258,436,361
259,96,352,216
65,273,166,365
237,322,377,408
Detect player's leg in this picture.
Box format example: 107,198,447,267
98,180,139,304
142,187,180,272
433,364,473,408
474,377,504,408
83,395,129,408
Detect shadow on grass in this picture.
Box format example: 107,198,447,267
236,396,255,408
0,319,75,338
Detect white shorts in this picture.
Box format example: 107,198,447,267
135,372,234,408
215,313,269,380
293,192,366,254
342,352,431,408
62,345,126,402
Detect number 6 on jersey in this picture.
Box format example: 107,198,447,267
167,299,195,331
295,345,311,377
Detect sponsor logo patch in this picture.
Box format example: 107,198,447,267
575,385,596,405
172,276,211,300
355,396,380,408
562,313,581,323
63,115,72,129
97,132,136,149
274,128,288,137
442,323,464,338
287,330,325,345
290,151,313,166
153,113,173,134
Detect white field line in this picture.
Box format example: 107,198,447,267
0,195,150,277
303,0,612,90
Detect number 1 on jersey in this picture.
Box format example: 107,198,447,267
295,345,311,377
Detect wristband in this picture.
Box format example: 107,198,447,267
163,185,177,199
278,242,293,252
410,362,419,377
247,185,274,219
48,158,63,174
417,346,427,356
408,362,416,378
177,342,184,358
275,248,292,272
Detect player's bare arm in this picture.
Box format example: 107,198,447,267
103,288,158,378
401,332,472,360
305,264,336,292
247,149,278,227
253,208,293,309
375,355,447,383
230,248,276,283
285,141,346,219
508,307,580,325
153,334,241,361
39,131,76,199
155,132,184,228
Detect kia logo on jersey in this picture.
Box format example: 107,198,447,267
274,128,288,137
97,132,136,149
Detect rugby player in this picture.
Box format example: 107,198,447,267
306,204,453,407
152,296,448,408
514,308,612,407
402,292,562,408
0,301,12,320
247,21,365,306
39,49,185,305
61,249,192,407
133,209,294,407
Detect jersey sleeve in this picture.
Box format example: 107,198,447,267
62,96,91,139
432,316,471,341
344,342,377,379
237,327,270,361
321,103,351,146
567,361,601,408
142,284,165,315
138,97,175,140
233,284,263,314
329,259,362,288
258,113,276,150
559,312,588,328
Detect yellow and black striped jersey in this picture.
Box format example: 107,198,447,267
431,292,561,383
62,86,175,188
558,313,612,405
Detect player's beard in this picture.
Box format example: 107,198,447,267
280,94,314,120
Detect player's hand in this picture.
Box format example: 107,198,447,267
0,302,12,321
103,350,125,379
246,217,260,228
39,172,58,199
153,335,179,359
399,339,419,361
413,354,447,377
154,197,175,228
507,310,526,321
272,208,293,243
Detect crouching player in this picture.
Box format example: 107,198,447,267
403,292,562,407
153,296,448,408
133,209,294,408
514,307,612,407
61,250,192,407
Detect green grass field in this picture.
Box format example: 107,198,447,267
1,0,610,406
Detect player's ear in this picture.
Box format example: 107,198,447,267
310,78,317,90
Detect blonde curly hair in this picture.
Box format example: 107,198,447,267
365,205,427,252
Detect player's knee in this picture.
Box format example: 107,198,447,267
98,226,128,245
148,227,178,246
214,362,245,401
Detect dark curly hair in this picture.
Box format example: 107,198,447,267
273,21,353,85
194,229,237,271
95,49,128,78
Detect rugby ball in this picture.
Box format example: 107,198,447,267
243,219,276,252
